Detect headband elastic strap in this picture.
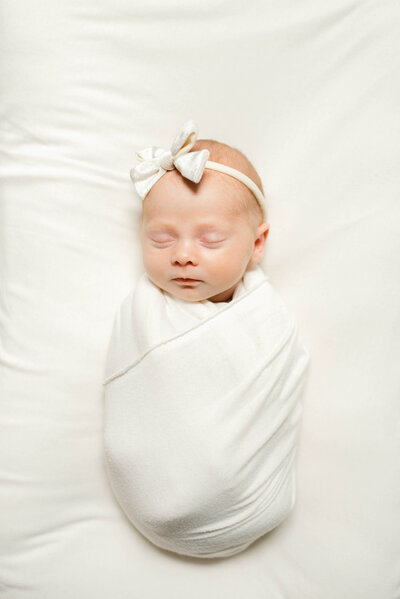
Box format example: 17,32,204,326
204,161,266,220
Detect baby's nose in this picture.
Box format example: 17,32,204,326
171,240,199,266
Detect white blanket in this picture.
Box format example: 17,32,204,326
3,2,400,594
102,265,309,558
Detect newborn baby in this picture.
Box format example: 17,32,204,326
139,132,269,304
102,121,309,559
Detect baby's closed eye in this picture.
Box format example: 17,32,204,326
150,235,175,247
200,235,226,245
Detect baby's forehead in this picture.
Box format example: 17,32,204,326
142,170,249,223
156,167,241,198
143,208,234,227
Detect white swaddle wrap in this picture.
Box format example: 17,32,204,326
102,264,309,558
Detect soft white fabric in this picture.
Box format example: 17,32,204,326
1,1,400,597
102,265,308,558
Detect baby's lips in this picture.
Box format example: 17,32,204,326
173,278,202,284
172,275,202,281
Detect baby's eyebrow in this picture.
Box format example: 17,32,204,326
145,221,175,230
195,220,232,230
147,221,223,230
197,222,220,229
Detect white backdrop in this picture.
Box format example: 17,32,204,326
1,1,399,597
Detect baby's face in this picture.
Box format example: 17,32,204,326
140,171,269,303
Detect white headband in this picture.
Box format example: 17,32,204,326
129,120,267,220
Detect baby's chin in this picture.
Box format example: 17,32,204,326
167,288,212,303
166,286,234,304
149,276,236,303
159,282,212,303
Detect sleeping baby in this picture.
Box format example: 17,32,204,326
102,120,309,559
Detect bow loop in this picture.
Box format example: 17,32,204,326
174,150,210,184
135,146,163,163
170,120,198,158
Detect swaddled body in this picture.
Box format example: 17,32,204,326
102,120,309,558
103,264,308,558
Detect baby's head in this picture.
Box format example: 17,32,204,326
133,124,269,303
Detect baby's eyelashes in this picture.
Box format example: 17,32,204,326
149,235,226,247
150,235,174,244
200,240,226,247
200,235,225,243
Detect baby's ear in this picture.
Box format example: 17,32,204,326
250,223,269,264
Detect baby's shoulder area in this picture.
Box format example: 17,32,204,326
233,266,299,333
115,271,160,313
247,270,309,366
236,265,284,308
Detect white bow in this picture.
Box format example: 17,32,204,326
130,120,210,199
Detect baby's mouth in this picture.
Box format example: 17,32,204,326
173,278,202,284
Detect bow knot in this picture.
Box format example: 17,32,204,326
158,150,174,171
130,120,210,200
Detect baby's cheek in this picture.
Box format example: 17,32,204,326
208,250,231,269
143,249,164,274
